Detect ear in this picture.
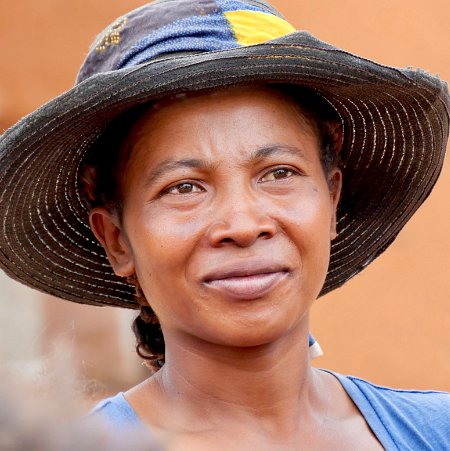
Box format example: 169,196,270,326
328,167,342,241
89,207,135,277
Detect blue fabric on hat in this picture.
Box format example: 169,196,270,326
117,0,277,70
118,13,238,69
218,0,265,13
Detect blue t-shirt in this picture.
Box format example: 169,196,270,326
92,371,450,450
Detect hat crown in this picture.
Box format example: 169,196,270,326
76,0,294,84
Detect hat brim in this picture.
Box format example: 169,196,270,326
0,32,449,308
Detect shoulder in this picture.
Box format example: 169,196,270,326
344,373,450,418
331,371,450,450
89,392,143,428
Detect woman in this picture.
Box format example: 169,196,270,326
0,0,449,449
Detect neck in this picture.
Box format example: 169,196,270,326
152,319,321,434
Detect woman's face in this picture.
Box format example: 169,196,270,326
93,87,341,348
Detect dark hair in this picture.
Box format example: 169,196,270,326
79,85,342,372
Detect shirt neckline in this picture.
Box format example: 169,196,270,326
117,370,394,449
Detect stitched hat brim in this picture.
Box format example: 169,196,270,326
0,32,449,308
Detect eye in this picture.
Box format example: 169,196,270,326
163,182,204,195
259,167,298,183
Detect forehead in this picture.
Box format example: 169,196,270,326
123,86,320,159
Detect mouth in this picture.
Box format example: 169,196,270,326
201,261,291,300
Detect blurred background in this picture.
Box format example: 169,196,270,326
0,0,449,400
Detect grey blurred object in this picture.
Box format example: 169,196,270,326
0,348,162,451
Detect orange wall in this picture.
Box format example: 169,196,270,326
0,0,449,391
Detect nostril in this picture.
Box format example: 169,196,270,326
206,216,277,247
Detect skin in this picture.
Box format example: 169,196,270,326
90,87,383,450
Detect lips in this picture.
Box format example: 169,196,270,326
201,260,290,300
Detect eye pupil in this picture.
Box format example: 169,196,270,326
273,168,289,179
178,183,193,193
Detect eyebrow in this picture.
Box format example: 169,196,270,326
244,144,308,165
144,158,211,188
143,144,307,188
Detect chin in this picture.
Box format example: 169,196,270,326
201,308,306,349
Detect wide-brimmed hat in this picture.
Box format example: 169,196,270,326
0,0,449,308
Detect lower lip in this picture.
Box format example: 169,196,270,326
203,272,289,300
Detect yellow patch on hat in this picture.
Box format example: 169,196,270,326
224,10,295,46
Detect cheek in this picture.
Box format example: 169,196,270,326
276,182,333,238
125,206,206,296
276,185,333,284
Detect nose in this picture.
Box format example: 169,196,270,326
206,205,277,248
